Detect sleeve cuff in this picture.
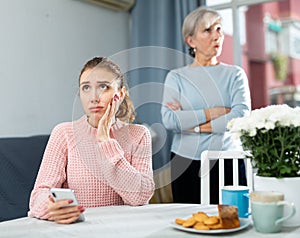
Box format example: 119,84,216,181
196,109,207,124
98,139,124,160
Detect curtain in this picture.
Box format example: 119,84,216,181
127,0,199,202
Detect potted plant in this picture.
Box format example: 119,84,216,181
227,104,300,226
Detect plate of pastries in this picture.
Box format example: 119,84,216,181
171,204,251,234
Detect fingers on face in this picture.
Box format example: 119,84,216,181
103,101,113,120
107,95,118,116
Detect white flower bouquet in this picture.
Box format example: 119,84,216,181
227,104,300,178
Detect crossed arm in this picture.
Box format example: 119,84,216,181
165,98,230,133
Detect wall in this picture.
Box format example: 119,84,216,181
0,0,130,137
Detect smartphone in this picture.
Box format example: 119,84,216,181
50,188,85,221
50,188,79,206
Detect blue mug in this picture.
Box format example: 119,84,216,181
221,186,250,218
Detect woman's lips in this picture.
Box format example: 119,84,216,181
89,106,103,112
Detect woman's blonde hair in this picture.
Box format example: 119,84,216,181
182,7,222,57
79,57,136,123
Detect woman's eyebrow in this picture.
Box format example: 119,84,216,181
80,80,112,86
80,80,89,86
96,80,112,84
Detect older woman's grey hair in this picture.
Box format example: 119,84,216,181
182,7,222,57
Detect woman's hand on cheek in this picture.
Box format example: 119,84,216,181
96,95,118,142
47,195,84,224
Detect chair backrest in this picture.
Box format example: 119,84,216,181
0,135,49,222
200,150,253,204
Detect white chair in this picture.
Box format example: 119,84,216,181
200,150,253,204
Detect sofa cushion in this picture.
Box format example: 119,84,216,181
0,135,49,222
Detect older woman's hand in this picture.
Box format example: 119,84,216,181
47,195,85,224
205,107,230,121
166,98,182,111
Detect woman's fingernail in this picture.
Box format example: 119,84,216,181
114,94,119,101
68,199,74,204
78,205,85,212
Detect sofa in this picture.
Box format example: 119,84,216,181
0,135,49,222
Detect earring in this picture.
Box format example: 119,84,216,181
189,47,196,57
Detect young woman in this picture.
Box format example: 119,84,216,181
29,57,155,224
161,7,251,204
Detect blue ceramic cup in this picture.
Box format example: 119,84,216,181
221,186,250,218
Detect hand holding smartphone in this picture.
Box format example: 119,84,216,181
50,188,85,222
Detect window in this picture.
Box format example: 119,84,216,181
264,14,279,54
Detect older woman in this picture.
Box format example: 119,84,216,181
161,7,251,204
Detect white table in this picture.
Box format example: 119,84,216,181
1,203,299,238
